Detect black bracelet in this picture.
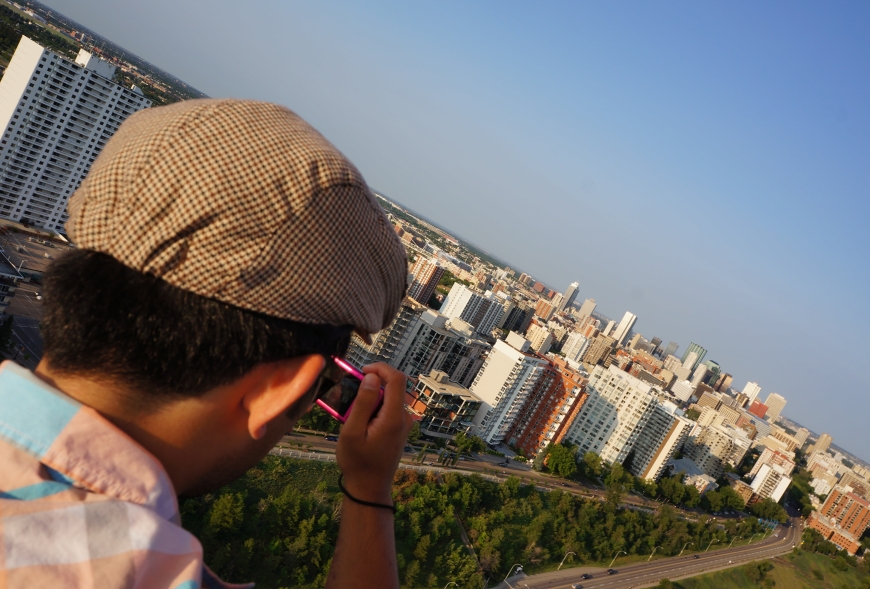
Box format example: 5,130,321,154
338,474,396,514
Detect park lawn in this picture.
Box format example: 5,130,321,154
677,551,869,589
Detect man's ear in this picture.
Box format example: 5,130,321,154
243,354,326,440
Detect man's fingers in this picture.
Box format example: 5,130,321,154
361,363,407,418
344,373,382,434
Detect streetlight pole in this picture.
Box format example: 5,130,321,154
557,551,576,570
728,537,737,548
647,546,663,562
678,542,694,557
608,551,626,568
748,533,760,544
503,564,523,589
706,539,719,552
444,583,457,589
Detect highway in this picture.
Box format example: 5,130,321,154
503,515,801,589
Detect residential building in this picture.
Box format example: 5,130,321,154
346,297,426,367
407,370,483,439
808,486,870,555
611,311,637,346
684,423,752,479
562,331,590,363
534,298,555,321
748,400,768,420
407,256,444,304
506,356,588,457
525,323,554,355
670,379,694,402
767,426,801,453
581,334,615,366
470,335,547,444
439,283,504,335
668,457,718,495
680,342,707,372
750,463,792,503
0,36,151,231
558,281,579,312
563,365,687,479
794,427,810,447
749,447,796,478
741,382,762,405
764,393,787,421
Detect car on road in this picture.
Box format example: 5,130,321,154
580,573,592,580
693,555,700,559
571,584,582,589
324,435,338,442
606,568,617,575
404,446,413,452
560,482,569,487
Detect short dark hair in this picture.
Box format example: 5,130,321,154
41,250,351,401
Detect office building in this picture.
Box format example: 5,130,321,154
500,300,534,334
506,357,588,457
470,335,547,444
669,379,694,402
810,433,833,454
742,382,762,405
577,298,596,319
0,36,151,231
407,370,483,439
808,486,870,555
602,320,616,337
794,428,810,447
663,341,679,358
690,364,709,387
748,400,768,420
611,311,637,345
680,343,707,372
764,393,787,421
558,281,579,312
407,256,444,304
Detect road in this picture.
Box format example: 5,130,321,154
503,515,802,589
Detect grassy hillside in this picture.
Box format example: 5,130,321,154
672,551,870,589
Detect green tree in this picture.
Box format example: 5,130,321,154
604,463,631,509
547,444,578,479
407,421,421,444
685,408,701,421
581,451,603,479
750,498,788,523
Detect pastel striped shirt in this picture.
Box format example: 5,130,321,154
0,361,251,589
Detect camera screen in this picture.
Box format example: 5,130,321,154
318,365,361,417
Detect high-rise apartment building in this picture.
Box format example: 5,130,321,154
808,486,870,554
534,298,555,321
557,281,579,312
794,427,810,447
563,365,691,479
611,311,637,345
408,370,483,439
525,323,554,355
764,393,787,421
684,423,752,479
749,447,796,478
750,463,792,503
392,309,489,387
581,334,616,366
0,37,151,231
471,335,547,445
406,256,444,304
741,382,762,405
562,332,590,363
680,343,707,372
346,297,427,367
440,283,504,335
506,356,588,457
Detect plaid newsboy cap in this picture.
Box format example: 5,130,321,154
66,99,408,334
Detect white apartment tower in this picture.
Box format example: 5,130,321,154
470,335,547,444
611,311,637,345
564,365,675,471
0,36,151,232
577,298,596,319
742,381,762,405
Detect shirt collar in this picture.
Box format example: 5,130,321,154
0,361,179,522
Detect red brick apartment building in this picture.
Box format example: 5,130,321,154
808,485,870,554
506,356,588,457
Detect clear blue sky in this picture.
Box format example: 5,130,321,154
44,1,870,457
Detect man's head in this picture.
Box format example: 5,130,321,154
37,99,408,494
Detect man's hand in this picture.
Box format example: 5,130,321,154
336,362,414,504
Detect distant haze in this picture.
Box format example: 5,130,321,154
42,1,870,458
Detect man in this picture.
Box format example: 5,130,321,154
0,99,412,588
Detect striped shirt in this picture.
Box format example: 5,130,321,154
0,361,251,589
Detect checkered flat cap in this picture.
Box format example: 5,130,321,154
66,99,407,333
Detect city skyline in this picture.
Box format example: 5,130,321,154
36,0,870,453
